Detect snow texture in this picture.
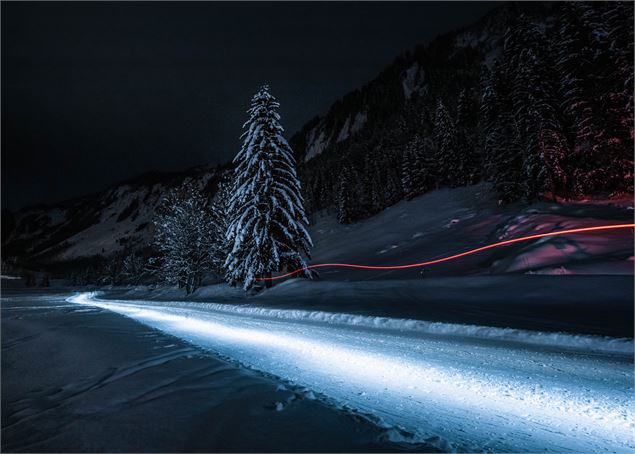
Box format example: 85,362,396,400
304,128,330,162
225,85,313,289
402,63,424,100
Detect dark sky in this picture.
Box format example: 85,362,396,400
2,1,497,210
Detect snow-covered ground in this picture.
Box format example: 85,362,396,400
307,184,634,279
2,288,404,452
66,292,634,453
4,184,633,452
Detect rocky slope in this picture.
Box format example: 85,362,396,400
2,166,227,266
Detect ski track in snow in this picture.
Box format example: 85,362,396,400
68,292,635,453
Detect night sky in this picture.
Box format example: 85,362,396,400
2,1,497,210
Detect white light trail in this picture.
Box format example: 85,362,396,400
69,292,635,453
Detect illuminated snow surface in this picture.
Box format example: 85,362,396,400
70,292,634,453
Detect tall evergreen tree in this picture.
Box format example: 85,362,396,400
492,112,524,204
381,149,404,206
401,147,415,200
225,85,314,290
456,88,481,185
433,99,459,186
481,60,524,203
210,179,231,277
602,2,634,143
481,15,571,202
594,2,634,192
337,166,354,224
457,88,477,129
363,151,384,214
512,35,568,198
554,3,605,194
402,134,438,198
479,63,499,182
412,136,439,194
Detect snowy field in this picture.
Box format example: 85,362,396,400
306,184,634,279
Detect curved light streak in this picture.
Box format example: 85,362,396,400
256,223,635,281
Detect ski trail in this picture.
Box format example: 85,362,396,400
69,292,635,453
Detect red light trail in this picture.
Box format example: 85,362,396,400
256,223,635,281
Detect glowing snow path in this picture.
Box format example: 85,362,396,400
69,293,634,453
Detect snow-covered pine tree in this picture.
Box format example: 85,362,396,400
492,111,524,204
401,147,415,200
479,64,499,181
602,1,634,145
357,152,397,217
337,166,354,224
522,100,551,202
210,179,231,277
380,149,404,207
316,167,332,212
433,99,459,187
554,3,604,195
456,88,481,186
153,181,217,294
403,135,430,198
518,54,568,201
225,85,314,290
592,2,634,193
121,251,146,285
457,88,477,129
504,15,568,200
103,252,124,286
362,151,384,214
412,135,438,195
480,59,524,204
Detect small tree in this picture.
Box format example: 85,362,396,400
121,252,146,285
153,181,218,294
103,252,124,286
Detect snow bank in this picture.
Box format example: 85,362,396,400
78,292,633,355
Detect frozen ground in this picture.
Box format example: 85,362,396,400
64,291,634,453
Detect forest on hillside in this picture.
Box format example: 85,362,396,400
297,2,634,223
